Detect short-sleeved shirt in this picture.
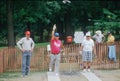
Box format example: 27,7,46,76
50,39,62,54
81,39,94,51
107,35,115,45
93,34,104,43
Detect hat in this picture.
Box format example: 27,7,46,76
108,31,112,35
25,31,31,35
108,31,111,34
86,32,91,36
54,32,59,37
95,30,101,35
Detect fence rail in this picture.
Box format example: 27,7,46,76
0,42,120,73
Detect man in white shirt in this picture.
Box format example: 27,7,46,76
17,31,35,77
93,30,104,43
80,32,95,72
92,30,104,63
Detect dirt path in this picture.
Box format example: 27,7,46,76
94,70,120,81
1,70,120,81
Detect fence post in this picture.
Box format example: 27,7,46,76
0,49,3,73
119,45,120,69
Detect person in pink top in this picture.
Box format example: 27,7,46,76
49,24,63,76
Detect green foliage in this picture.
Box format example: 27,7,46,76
103,8,117,20
0,1,120,46
35,42,50,47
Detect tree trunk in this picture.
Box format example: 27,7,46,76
26,22,31,31
65,14,74,36
82,10,89,35
56,18,64,40
7,0,15,47
64,5,74,37
38,23,44,42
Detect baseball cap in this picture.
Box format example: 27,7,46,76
86,32,91,36
108,31,112,35
108,31,111,34
25,31,31,35
54,32,59,37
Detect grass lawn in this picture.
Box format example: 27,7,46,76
35,42,50,47
0,72,20,81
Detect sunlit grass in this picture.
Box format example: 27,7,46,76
35,42,50,47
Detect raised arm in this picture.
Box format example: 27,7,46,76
51,24,56,40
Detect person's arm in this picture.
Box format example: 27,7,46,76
79,45,83,54
93,46,96,54
92,35,96,43
60,43,64,53
17,38,24,51
80,40,84,51
102,34,105,43
92,40,97,57
60,42,64,50
31,39,35,52
92,35,95,39
51,24,56,40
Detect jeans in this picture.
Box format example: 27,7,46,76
49,53,61,73
22,51,31,76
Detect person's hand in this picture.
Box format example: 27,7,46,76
47,54,50,57
79,51,82,55
61,50,65,55
61,49,64,52
93,53,97,58
53,24,56,31
30,49,33,52
21,49,25,52
95,54,97,58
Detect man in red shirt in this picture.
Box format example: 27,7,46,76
49,24,63,76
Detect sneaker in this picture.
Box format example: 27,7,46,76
83,69,87,72
87,69,91,72
21,75,28,78
49,68,52,72
21,75,25,77
55,73,59,76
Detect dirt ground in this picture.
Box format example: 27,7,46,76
0,70,120,81
94,70,120,81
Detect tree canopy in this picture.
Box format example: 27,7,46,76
0,0,120,47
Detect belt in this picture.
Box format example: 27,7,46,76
25,50,31,52
52,52,60,55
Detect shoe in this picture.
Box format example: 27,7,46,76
21,75,28,78
87,69,91,72
49,68,52,72
21,75,25,77
55,73,59,76
83,69,87,72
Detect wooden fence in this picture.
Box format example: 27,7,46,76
0,42,120,73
